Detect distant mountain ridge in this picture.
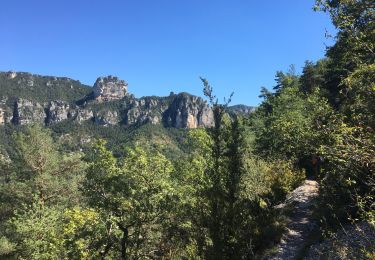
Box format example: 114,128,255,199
0,71,255,128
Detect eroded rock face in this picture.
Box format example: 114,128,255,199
227,105,256,116
0,73,253,129
76,109,94,122
94,110,120,126
0,108,5,125
0,98,6,125
164,93,213,128
46,101,75,124
93,76,128,101
200,105,214,127
125,97,167,125
6,71,17,79
0,93,215,129
12,98,45,125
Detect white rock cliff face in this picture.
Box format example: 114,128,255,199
94,110,120,125
163,93,214,128
47,101,75,123
76,109,94,122
93,76,128,101
7,71,17,79
0,98,11,125
12,98,46,125
0,73,229,129
0,108,5,125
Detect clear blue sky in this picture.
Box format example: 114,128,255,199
0,0,335,106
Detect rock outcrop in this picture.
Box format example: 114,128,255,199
12,98,46,125
125,96,168,125
6,71,17,79
0,72,253,129
93,76,128,101
76,109,94,122
163,93,214,128
0,108,5,125
94,110,120,126
46,101,75,124
304,221,375,260
227,104,256,115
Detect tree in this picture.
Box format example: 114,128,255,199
273,65,299,94
10,202,64,260
82,141,175,259
3,125,85,209
314,0,374,107
312,1,375,228
200,78,285,258
0,125,85,259
62,207,107,259
300,60,327,94
252,72,334,169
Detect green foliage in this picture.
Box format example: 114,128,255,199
49,120,189,160
300,59,328,94
341,63,375,128
10,202,63,260
260,160,305,204
82,141,176,258
7,125,85,207
252,79,333,163
273,65,299,94
0,1,373,258
309,0,375,232
0,72,91,104
198,79,289,259
317,123,375,229
0,236,15,258
314,0,374,107
0,125,86,258
62,207,106,259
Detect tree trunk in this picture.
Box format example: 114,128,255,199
119,225,129,260
100,241,112,259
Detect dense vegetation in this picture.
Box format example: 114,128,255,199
0,72,91,104
0,0,374,259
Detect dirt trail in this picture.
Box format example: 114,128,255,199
267,180,319,260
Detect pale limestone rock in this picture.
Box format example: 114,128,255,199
7,71,17,79
93,76,128,101
47,101,75,124
12,99,45,125
0,108,4,125
76,109,94,122
94,110,120,125
125,97,165,125
163,93,214,129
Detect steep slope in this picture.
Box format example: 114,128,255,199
0,71,255,159
0,71,91,104
228,104,256,116
0,72,218,129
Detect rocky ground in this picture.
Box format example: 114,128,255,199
267,180,319,260
265,179,375,260
304,221,375,260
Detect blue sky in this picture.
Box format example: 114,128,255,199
0,0,335,105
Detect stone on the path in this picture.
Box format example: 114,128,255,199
267,180,319,260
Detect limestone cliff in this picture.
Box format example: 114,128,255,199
0,72,253,129
93,76,128,101
11,98,46,125
163,93,213,128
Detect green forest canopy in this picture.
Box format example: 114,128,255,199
0,1,374,259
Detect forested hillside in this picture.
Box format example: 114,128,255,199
0,0,374,259
0,72,92,104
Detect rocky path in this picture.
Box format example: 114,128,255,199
267,180,319,260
